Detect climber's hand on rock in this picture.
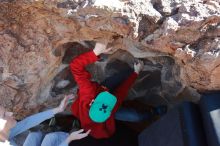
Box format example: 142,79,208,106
53,94,76,114
65,129,91,144
93,42,113,55
134,60,144,74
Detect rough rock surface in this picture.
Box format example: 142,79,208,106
0,0,220,118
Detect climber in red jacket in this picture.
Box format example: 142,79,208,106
70,43,143,139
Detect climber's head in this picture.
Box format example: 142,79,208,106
0,106,17,142
89,91,117,123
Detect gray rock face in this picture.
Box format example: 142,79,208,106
0,0,220,118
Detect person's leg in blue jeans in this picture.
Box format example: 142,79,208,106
23,131,44,146
115,107,152,122
41,132,68,146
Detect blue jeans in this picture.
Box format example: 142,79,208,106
23,131,68,146
115,107,151,122
101,69,151,122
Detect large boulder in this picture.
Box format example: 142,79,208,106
0,0,220,118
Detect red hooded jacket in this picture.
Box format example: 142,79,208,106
70,50,138,139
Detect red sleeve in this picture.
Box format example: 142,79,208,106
70,50,98,89
113,72,138,109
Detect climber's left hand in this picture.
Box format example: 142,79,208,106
93,42,114,56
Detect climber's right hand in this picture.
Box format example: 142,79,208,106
134,60,144,74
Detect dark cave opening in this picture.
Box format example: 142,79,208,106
49,41,174,146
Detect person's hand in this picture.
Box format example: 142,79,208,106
93,42,114,56
134,60,144,74
65,129,91,144
53,94,76,114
